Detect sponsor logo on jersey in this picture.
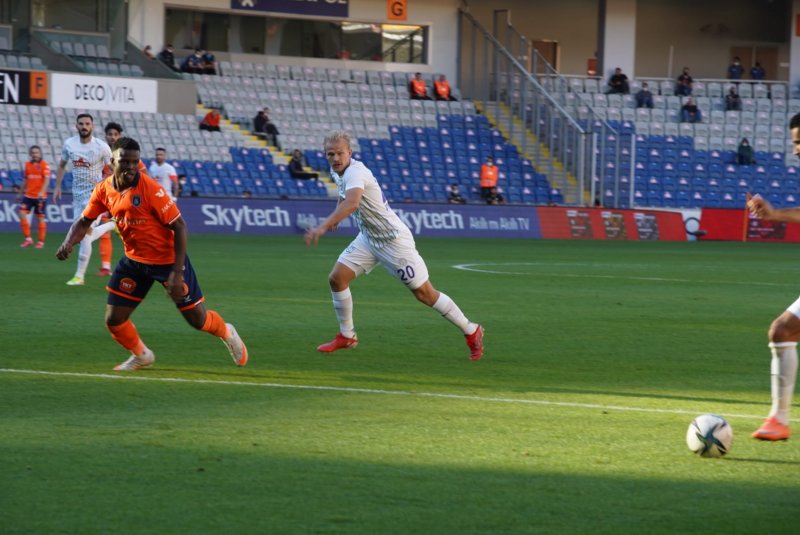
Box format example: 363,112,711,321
119,278,137,294
73,156,91,168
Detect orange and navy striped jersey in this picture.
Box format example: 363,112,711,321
23,160,51,198
83,172,181,265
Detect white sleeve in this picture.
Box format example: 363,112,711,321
343,166,367,191
60,141,69,164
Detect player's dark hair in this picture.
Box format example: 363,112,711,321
105,121,123,134
76,113,93,123
155,147,166,152
790,113,800,131
29,145,41,151
112,137,141,152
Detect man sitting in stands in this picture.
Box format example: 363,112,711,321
448,184,466,204
199,109,221,132
201,50,217,75
434,75,458,101
635,82,654,108
181,49,205,74
607,67,629,94
680,97,702,123
408,72,432,100
289,149,319,179
725,86,742,111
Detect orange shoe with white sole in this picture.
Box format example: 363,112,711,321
317,333,358,353
751,416,791,441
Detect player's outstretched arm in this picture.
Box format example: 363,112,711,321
166,217,188,302
748,192,800,223
56,216,94,260
304,188,362,246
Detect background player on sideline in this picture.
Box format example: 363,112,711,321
148,147,179,200
745,111,800,441
55,137,247,371
304,130,484,360
18,145,50,248
53,113,112,285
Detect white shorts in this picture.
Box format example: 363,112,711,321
337,232,430,290
72,195,90,222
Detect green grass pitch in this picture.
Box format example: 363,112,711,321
1,231,799,533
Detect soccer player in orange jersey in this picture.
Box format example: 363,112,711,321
56,137,247,371
18,145,51,248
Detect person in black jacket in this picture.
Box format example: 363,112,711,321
289,149,318,179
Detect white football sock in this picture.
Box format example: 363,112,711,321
75,235,93,279
767,341,798,425
432,292,477,335
332,288,355,338
88,221,116,244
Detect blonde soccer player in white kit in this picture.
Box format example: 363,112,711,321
304,131,484,359
53,113,112,286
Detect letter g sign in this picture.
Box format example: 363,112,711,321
388,0,407,21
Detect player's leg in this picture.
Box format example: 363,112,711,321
752,306,800,440
97,232,113,275
317,235,374,353
34,199,46,247
106,304,155,370
168,257,248,366
18,199,32,247
379,240,483,360
68,197,92,285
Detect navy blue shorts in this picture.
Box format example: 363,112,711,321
107,255,205,311
19,196,46,215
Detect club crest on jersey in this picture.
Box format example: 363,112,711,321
132,195,141,207
119,278,137,294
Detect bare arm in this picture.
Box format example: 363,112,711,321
18,165,28,200
749,193,800,223
55,216,95,260
53,160,68,203
304,188,362,246
165,217,189,301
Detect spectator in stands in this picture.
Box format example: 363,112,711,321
737,138,756,165
157,44,177,71
635,82,654,108
607,67,629,94
408,72,431,100
201,49,217,75
243,190,253,199
485,187,506,205
289,149,319,179
261,109,281,150
676,67,693,96
479,156,498,200
727,56,744,80
448,184,466,204
725,86,742,111
750,61,766,81
177,174,187,197
181,49,205,74
143,45,154,59
434,74,457,101
253,109,268,139
199,109,221,132
680,97,702,123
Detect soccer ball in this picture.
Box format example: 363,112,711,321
686,414,733,458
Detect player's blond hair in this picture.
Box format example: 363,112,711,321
324,130,352,151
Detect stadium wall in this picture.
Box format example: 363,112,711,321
0,194,688,242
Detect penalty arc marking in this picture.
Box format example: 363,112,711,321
452,262,794,287
0,368,786,422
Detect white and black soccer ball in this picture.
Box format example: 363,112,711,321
686,414,733,458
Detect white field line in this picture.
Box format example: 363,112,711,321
452,262,795,287
0,368,785,422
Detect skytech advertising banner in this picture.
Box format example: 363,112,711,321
231,0,349,17
0,69,48,105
